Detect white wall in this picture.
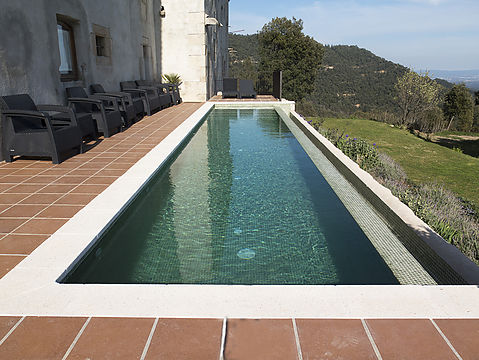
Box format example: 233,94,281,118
160,0,229,102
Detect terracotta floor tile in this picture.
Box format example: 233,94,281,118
0,316,87,359
37,169,71,176
145,318,222,360
0,169,17,176
366,319,455,360
0,175,29,184
22,175,58,184
225,319,298,360
67,317,154,359
104,163,133,170
296,319,377,360
36,205,83,219
0,194,28,205
26,162,54,169
0,205,46,218
0,184,15,192
12,168,48,175
54,194,97,206
82,176,116,185
0,162,33,169
0,317,22,339
14,218,68,235
37,184,76,194
5,184,44,194
0,255,25,278
69,184,108,194
434,319,479,360
53,176,89,185
93,169,126,177
19,193,64,205
67,169,98,176
0,218,27,233
0,234,49,254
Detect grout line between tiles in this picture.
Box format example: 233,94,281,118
430,319,463,360
0,316,25,346
292,318,303,360
61,316,91,360
140,317,159,360
219,317,227,360
361,319,382,360
0,253,28,256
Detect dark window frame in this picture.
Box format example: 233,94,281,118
56,18,79,82
95,35,106,57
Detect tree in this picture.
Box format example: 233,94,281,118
257,17,323,101
472,106,479,132
395,69,442,127
444,84,474,132
415,106,445,133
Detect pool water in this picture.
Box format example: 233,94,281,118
64,109,399,285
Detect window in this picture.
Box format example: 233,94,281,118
56,19,78,81
92,24,112,65
95,35,106,57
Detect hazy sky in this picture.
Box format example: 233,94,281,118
228,0,479,70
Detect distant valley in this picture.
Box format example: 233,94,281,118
429,70,479,91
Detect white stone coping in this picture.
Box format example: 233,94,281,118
0,101,478,319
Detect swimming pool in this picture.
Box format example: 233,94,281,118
64,108,402,285
2,102,477,319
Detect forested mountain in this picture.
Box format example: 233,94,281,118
228,34,259,85
311,45,407,115
227,34,453,117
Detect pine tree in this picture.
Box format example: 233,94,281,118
444,84,474,132
257,17,323,101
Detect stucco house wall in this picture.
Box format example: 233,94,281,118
0,0,162,105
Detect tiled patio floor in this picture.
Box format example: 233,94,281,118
0,317,478,359
0,102,478,359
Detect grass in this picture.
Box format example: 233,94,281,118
310,117,479,206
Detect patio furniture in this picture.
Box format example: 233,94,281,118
90,84,138,128
135,80,172,108
222,78,239,98
90,83,144,124
0,94,83,164
120,81,161,116
66,87,123,138
239,79,257,99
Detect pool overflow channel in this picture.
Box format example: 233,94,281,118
61,106,466,285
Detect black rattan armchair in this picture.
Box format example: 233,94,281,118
0,94,83,164
239,79,257,99
66,87,123,138
222,78,239,99
90,84,143,125
120,81,161,116
135,80,172,109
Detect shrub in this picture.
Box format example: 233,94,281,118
162,73,182,84
311,123,479,265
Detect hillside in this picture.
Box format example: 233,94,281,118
312,45,407,115
227,34,454,116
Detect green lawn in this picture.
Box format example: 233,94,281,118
311,118,479,206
